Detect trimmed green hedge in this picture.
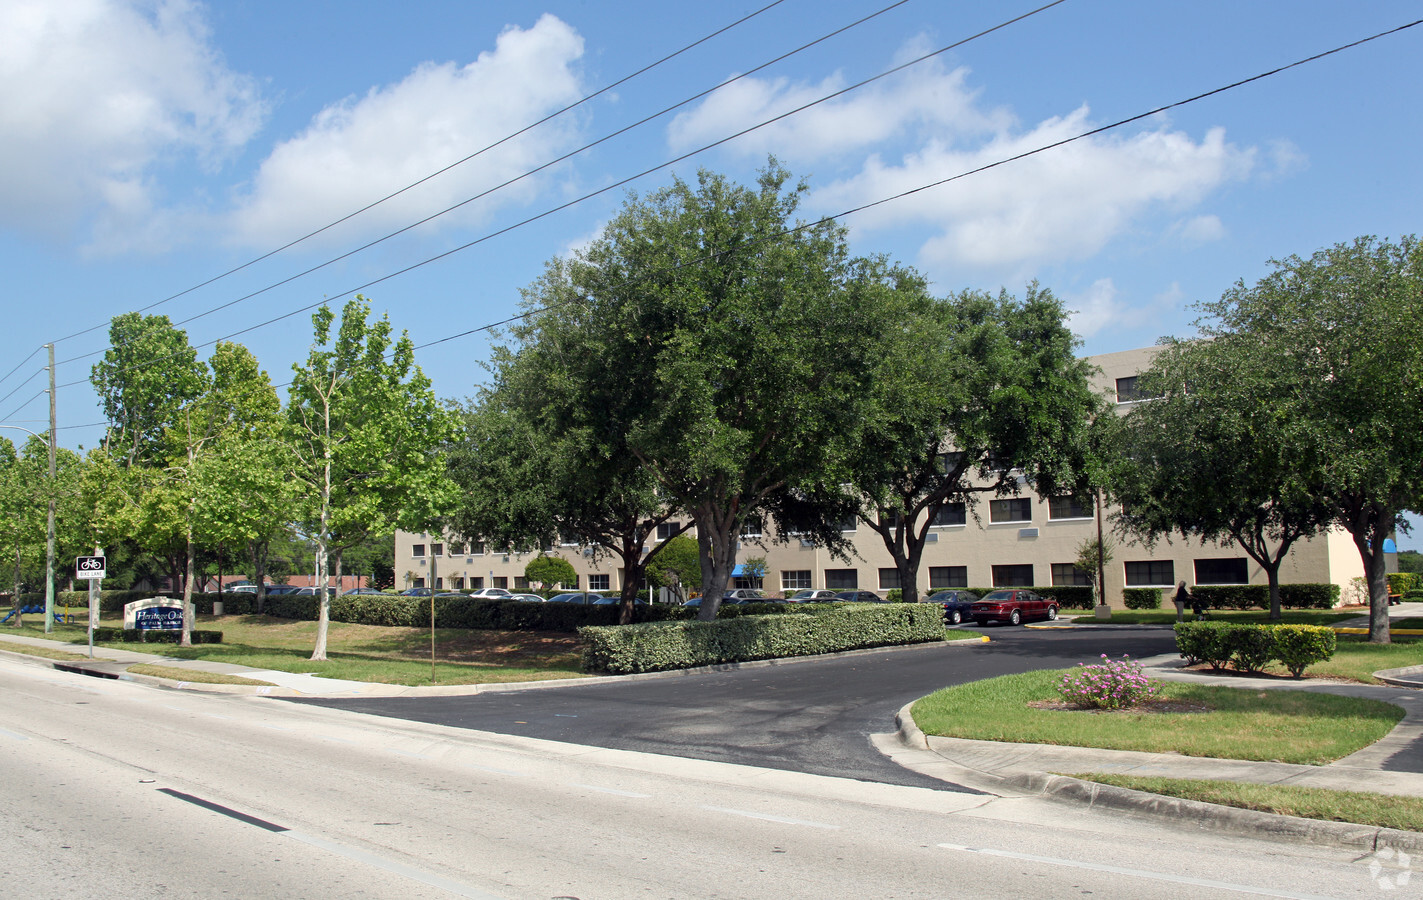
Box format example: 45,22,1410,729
1188,583,1340,611
17,590,258,615
1123,588,1163,609
579,603,944,674
1174,621,1336,678
90,627,224,644
1388,572,1421,595
262,593,693,632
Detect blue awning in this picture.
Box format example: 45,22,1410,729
732,564,746,576
1384,538,1398,554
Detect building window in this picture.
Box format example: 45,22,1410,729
932,503,966,527
431,543,444,557
451,576,465,590
514,576,528,590
562,575,579,589
434,577,444,589
492,576,508,590
448,542,465,556
937,451,964,474
559,532,578,547
740,518,763,539
825,569,858,590
1048,496,1092,520
781,570,812,590
929,566,968,589
471,542,485,556
839,515,858,533
413,577,425,588
1051,563,1092,586
992,564,1034,587
1124,560,1175,586
878,568,901,590
989,498,1032,524
1195,558,1249,585
1116,375,1162,404
656,521,681,541
589,574,610,591
469,576,484,590
412,544,426,558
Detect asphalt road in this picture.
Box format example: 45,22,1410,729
290,626,1180,790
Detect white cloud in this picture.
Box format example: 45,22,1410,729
1066,279,1191,342
0,0,263,242
666,52,1010,162
813,108,1255,270
227,14,587,249
1172,214,1226,244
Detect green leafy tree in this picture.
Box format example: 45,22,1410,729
92,312,206,468
1075,536,1114,607
509,164,893,620
645,534,700,604
1186,235,1423,642
1399,550,1423,575
1106,336,1331,619
739,555,767,589
288,297,459,660
524,554,578,591
838,283,1102,603
446,365,688,623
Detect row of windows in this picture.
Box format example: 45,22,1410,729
776,558,1249,591
411,573,616,592
411,542,487,558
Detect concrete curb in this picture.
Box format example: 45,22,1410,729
889,702,1423,853
1375,664,1423,689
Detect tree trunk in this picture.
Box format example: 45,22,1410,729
11,543,22,628
695,510,738,622
250,540,268,614
1264,559,1282,621
180,523,195,647
311,537,330,660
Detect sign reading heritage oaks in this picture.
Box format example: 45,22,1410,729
75,556,106,580
123,598,183,631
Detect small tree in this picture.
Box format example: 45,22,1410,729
1075,537,1114,607
525,554,577,592
645,534,700,604
740,555,768,589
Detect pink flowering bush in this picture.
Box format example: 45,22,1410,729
1056,654,1159,710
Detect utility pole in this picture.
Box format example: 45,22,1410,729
44,343,57,635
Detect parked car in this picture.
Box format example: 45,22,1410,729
592,596,648,607
924,589,980,625
511,592,547,603
547,591,601,605
433,592,468,599
341,587,387,596
264,584,302,596
786,589,840,602
835,590,885,603
228,584,259,594
400,587,436,597
722,589,776,603
970,589,1059,626
466,588,513,599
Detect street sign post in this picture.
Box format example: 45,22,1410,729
76,556,106,580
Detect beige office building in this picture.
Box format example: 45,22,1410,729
394,347,1366,601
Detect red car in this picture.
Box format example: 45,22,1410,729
970,589,1059,626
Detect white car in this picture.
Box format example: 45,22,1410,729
467,588,514,599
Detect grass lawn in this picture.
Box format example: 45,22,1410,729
1067,774,1423,833
1070,608,1363,626
2,614,586,687
912,669,1403,765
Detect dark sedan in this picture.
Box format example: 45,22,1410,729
835,590,885,603
970,589,1059,626
924,589,980,625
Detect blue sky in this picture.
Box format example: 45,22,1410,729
1,0,1420,543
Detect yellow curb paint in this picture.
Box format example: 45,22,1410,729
980,635,990,643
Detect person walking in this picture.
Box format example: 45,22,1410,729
1173,580,1192,623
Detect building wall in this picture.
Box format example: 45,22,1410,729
395,347,1364,602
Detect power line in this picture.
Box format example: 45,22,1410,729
54,0,918,370
41,0,794,352
0,346,43,393
44,16,1421,433
0,367,44,411
55,0,1067,387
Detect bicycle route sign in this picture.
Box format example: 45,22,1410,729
75,556,106,580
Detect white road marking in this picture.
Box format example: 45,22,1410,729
702,806,839,829
938,844,1337,899
462,763,529,777
0,726,29,740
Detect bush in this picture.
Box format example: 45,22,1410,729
1270,625,1337,678
1174,621,1337,677
90,627,223,644
885,589,903,603
579,604,943,674
1122,588,1163,610
263,592,692,632
1192,585,1268,610
1388,572,1422,596
1056,655,1158,709
1405,589,1423,601
1280,583,1341,609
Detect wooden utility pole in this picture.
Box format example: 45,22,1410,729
44,343,57,634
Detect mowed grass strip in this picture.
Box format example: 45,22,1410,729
0,640,95,662
912,669,1403,765
7,615,587,687
127,664,275,686
1067,774,1423,833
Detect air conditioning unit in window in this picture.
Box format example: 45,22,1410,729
583,548,595,557
418,559,426,566
798,538,814,548
501,556,510,563
1018,527,1039,539
925,533,938,543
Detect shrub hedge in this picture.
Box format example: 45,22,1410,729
1388,572,1422,595
16,590,258,615
262,593,693,632
1123,588,1163,609
89,627,224,644
1188,583,1340,611
579,603,944,674
1173,621,1336,678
